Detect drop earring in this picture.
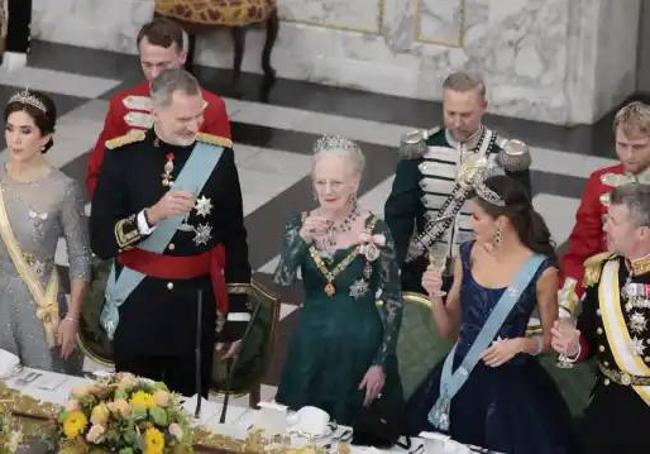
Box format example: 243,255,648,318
494,226,503,246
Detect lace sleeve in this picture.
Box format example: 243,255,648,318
373,220,403,366
60,180,91,281
273,215,309,286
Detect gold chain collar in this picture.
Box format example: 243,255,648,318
308,215,379,297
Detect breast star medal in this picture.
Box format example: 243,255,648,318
194,195,213,217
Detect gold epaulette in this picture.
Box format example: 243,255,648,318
105,130,146,150
197,132,233,149
583,252,616,288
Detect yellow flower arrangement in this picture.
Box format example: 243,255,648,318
63,410,88,439
58,374,193,452
130,391,156,412
145,427,165,454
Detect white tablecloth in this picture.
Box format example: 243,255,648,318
2,367,478,454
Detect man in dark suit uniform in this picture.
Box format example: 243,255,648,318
552,183,650,453
90,68,250,396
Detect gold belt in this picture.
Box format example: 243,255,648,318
599,363,650,386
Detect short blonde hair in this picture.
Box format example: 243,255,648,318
613,101,650,139
442,71,486,101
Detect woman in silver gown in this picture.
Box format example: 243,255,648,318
0,89,90,373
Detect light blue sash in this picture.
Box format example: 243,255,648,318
428,254,545,431
100,141,224,339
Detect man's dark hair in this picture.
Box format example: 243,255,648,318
136,17,184,51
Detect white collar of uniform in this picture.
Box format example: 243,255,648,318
445,124,485,151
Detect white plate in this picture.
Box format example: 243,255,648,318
289,425,334,440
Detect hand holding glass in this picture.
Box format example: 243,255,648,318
555,317,577,369
427,248,447,297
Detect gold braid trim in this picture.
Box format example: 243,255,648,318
105,130,146,150
114,215,141,249
583,252,616,288
197,132,233,149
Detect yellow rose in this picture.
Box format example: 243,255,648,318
90,404,110,426
85,424,106,444
130,391,155,412
107,399,131,418
63,410,88,439
153,390,170,408
144,427,165,454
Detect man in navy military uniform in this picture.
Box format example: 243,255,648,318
552,183,650,453
90,68,250,396
385,71,531,294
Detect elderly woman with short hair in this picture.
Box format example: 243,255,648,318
273,135,404,425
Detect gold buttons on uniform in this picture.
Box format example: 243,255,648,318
645,357,650,363
603,379,610,386
168,243,176,251
598,345,605,352
166,282,174,291
596,309,602,317
603,361,610,367
597,327,603,335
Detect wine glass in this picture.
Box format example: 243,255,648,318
556,316,577,369
427,244,448,297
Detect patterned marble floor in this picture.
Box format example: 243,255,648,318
0,40,639,397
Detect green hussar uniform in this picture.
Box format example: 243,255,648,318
384,126,531,294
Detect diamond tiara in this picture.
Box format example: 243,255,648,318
8,88,47,113
313,135,361,155
474,179,506,207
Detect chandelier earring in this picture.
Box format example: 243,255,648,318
494,226,503,247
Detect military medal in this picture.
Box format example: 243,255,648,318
192,223,213,246
162,152,175,187
349,279,369,299
363,260,373,279
622,280,650,311
630,312,647,334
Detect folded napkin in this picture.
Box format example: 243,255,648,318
0,348,20,378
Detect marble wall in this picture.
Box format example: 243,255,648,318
638,0,650,94
31,0,641,125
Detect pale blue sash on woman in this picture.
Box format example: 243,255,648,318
100,141,224,339
428,254,545,431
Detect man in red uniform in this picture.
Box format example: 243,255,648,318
559,101,650,315
86,17,231,197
